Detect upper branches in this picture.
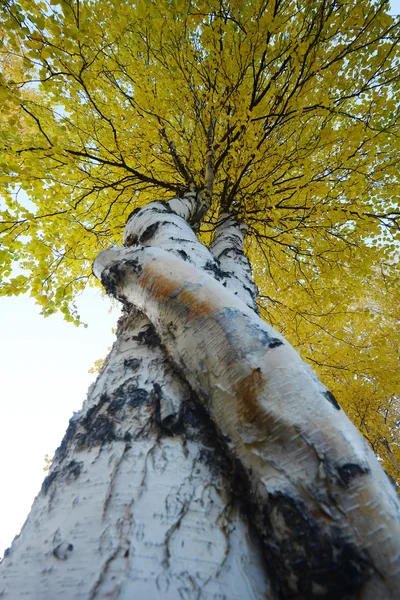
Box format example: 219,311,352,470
0,0,399,309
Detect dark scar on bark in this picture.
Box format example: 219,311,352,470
107,394,126,414
41,470,59,495
76,414,116,448
203,259,227,281
139,221,160,243
260,492,371,599
101,258,143,299
152,382,163,429
106,381,150,413
81,393,109,427
65,459,83,482
235,313,284,349
53,543,74,560
267,338,283,348
41,460,83,495
323,390,341,410
217,246,242,259
169,237,196,244
54,417,77,463
128,387,150,408
132,323,161,348
124,233,138,247
176,249,189,261
337,463,370,487
124,357,141,372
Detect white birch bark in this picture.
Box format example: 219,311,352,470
0,195,272,600
210,213,259,313
2,193,400,600
93,196,400,600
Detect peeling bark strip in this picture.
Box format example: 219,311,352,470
94,241,400,599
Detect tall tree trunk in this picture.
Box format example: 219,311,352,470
1,193,400,600
0,194,272,600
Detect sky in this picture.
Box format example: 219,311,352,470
1,0,400,559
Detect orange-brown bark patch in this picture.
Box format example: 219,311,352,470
137,263,178,303
138,262,216,320
234,367,265,425
178,287,216,320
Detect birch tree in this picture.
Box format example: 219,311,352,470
1,0,400,598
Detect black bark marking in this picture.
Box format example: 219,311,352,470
182,401,233,477
101,258,143,298
243,283,255,296
203,259,226,281
139,221,160,244
168,236,196,244
217,246,242,259
41,460,83,495
53,543,74,561
132,323,161,348
261,492,371,599
128,388,150,408
323,390,341,411
124,233,138,247
123,258,143,275
176,249,189,261
76,414,116,448
152,382,162,427
82,393,109,427
107,381,150,413
267,338,283,349
166,320,177,339
41,471,58,495
107,395,126,414
90,414,116,443
337,463,370,487
54,417,77,463
65,459,83,482
124,357,141,372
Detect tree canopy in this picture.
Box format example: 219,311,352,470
0,0,399,479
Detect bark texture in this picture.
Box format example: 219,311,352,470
95,195,400,600
1,193,400,600
0,195,271,600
